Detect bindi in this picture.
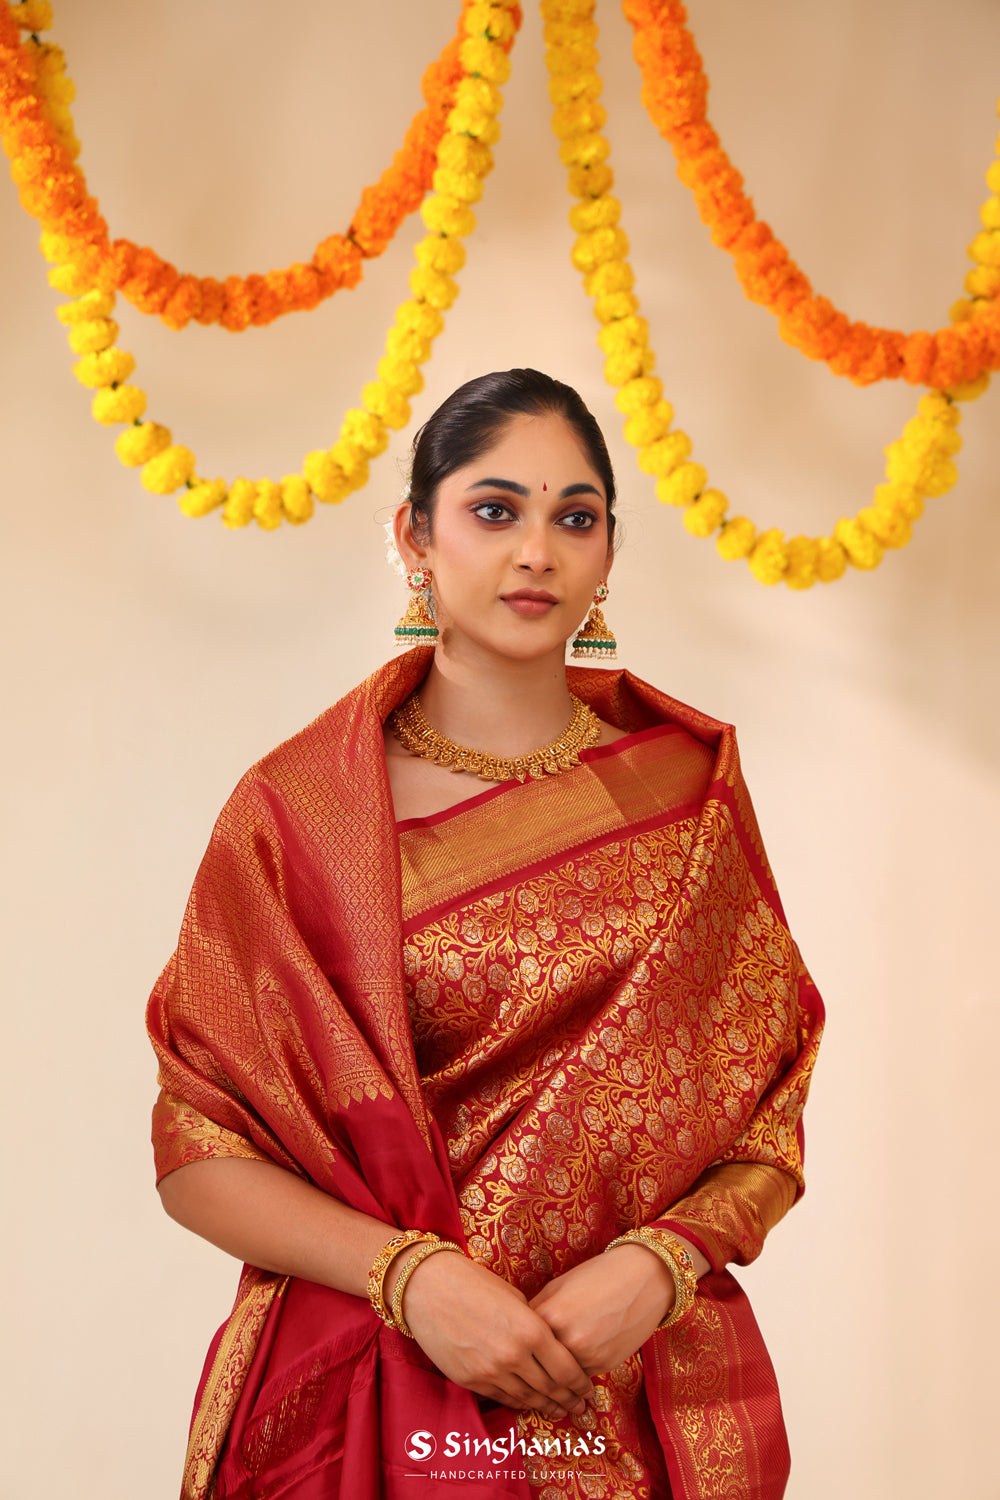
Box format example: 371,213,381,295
542,482,547,491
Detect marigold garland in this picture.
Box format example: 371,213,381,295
0,0,502,329
38,0,520,526
543,0,995,587
1,0,995,583
622,0,1000,391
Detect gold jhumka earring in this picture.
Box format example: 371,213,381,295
571,580,617,660
393,566,439,649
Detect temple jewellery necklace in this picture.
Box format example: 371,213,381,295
389,693,602,783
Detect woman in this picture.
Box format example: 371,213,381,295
148,369,824,1500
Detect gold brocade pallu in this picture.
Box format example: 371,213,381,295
398,723,817,1500
147,648,824,1500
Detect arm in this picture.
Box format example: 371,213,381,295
159,1156,595,1420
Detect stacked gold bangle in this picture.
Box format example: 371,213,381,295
604,1227,699,1330
367,1230,464,1337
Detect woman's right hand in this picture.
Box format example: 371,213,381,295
387,1248,596,1421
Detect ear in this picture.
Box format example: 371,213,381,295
393,501,429,573
603,537,615,582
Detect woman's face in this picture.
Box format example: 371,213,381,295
394,412,614,663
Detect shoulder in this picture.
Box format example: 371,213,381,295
568,664,731,748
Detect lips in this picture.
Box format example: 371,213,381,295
501,590,558,618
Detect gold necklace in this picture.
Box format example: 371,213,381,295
389,692,602,783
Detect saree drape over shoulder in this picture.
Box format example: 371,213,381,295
147,648,824,1500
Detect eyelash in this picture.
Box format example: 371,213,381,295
471,501,596,530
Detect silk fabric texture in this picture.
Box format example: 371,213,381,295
147,647,824,1499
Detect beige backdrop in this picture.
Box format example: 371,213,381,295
3,2,999,1496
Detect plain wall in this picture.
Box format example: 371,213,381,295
2,2,998,1495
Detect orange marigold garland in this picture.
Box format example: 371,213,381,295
622,0,1000,391
0,0,497,329
544,0,995,586
45,0,521,527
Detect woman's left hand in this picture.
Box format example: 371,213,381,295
527,1239,697,1375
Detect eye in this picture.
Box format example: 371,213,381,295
560,509,597,529
471,501,514,523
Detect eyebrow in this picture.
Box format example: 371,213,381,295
466,478,602,500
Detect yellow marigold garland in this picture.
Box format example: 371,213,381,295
41,0,519,527
543,0,995,587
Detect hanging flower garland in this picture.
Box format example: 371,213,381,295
621,0,1000,391
37,0,521,528
0,0,494,329
543,0,995,586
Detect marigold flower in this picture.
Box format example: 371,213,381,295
834,518,883,570
604,346,653,386
464,3,518,45
558,130,610,170
747,529,787,586
115,421,171,467
548,70,602,107
597,313,648,355
716,517,756,561
683,489,728,538
570,196,621,234
409,263,460,308
92,384,146,425
637,431,691,478
11,2,53,32
362,380,411,430
610,375,660,416
179,479,227,519
432,167,484,204
66,316,117,354
568,163,613,198
72,348,135,388
55,289,114,326
458,37,511,85
252,480,283,530
783,535,819,590
815,538,847,583
222,479,257,529
656,463,707,508
302,451,347,504
571,226,629,274
395,301,445,341
414,237,466,275
280,475,314,524
377,354,424,397
594,290,640,324
141,444,195,495
623,400,674,447
420,198,475,239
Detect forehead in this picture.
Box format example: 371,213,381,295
452,411,603,487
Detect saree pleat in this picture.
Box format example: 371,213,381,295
148,648,823,1499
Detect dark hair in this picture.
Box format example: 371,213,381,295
407,368,617,544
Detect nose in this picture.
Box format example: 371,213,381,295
513,517,556,575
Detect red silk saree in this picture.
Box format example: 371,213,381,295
147,647,824,1500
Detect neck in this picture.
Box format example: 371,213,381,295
415,637,576,756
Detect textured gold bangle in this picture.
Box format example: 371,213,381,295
605,1227,699,1330
367,1230,433,1328
390,1238,465,1339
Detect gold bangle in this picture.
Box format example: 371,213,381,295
604,1227,699,1330
390,1238,465,1339
367,1230,433,1328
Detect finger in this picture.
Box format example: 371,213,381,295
503,1378,568,1420
526,1347,595,1410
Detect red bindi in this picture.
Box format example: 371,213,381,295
542,482,547,491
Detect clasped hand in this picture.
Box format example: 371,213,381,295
396,1242,674,1421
